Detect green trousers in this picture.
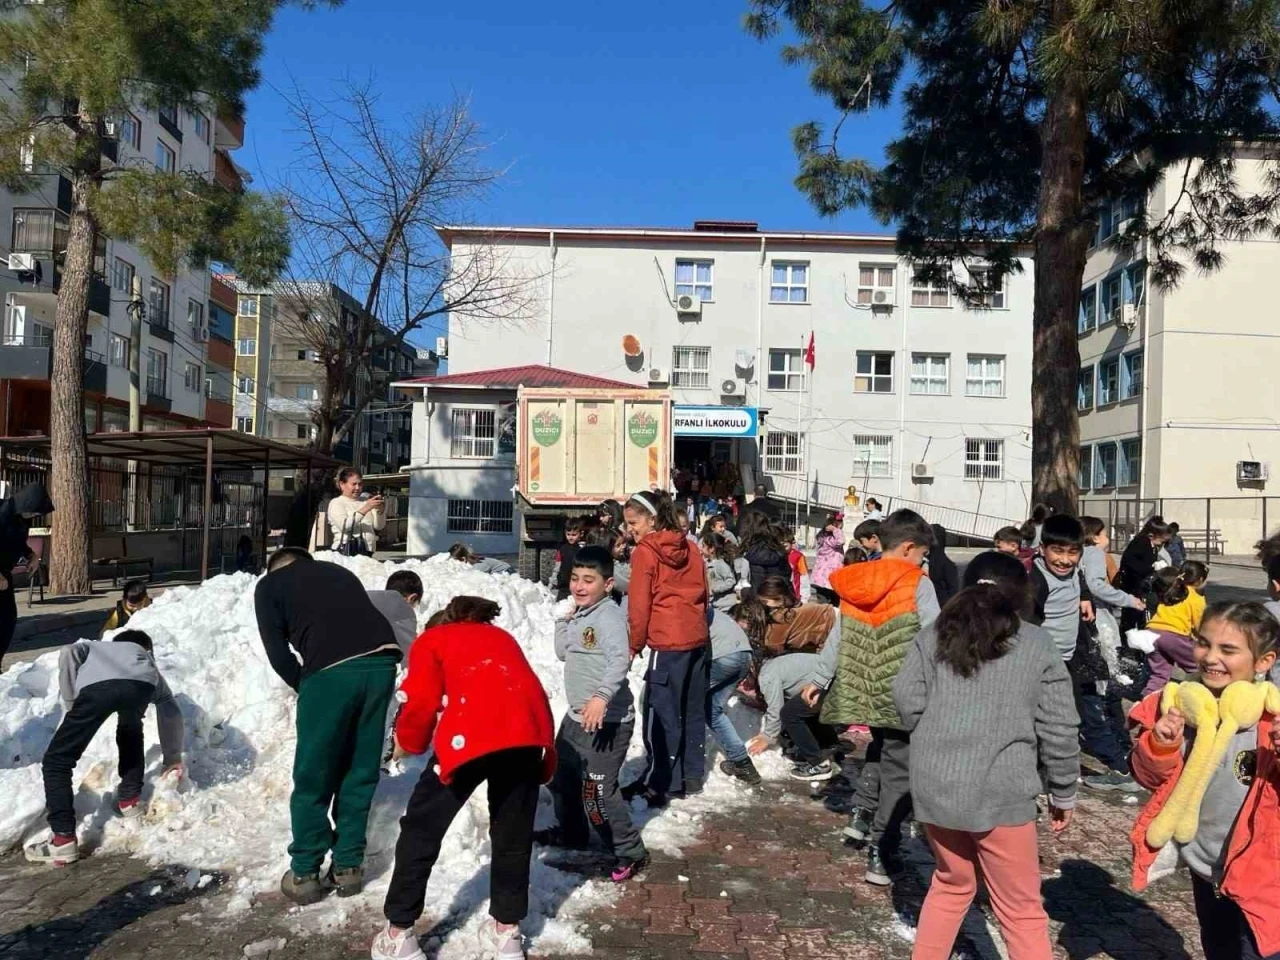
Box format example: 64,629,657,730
289,653,397,876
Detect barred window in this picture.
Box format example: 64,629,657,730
446,499,514,534
964,438,1004,481
450,408,496,458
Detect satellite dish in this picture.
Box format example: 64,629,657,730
735,349,755,369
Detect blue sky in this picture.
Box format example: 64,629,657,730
243,0,901,235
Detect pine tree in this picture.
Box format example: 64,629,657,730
748,0,1280,512
0,1,310,594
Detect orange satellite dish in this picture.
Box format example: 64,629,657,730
622,335,642,357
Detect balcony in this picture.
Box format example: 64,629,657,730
215,109,245,149
90,277,111,317
0,336,106,393
214,149,245,192
148,316,174,343
145,376,171,413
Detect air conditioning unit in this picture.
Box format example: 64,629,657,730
871,288,896,308
675,294,702,316
435,335,448,358
911,462,933,480
1238,460,1269,482
720,378,745,397
1119,302,1140,329
648,366,669,384
193,325,209,343
7,253,36,272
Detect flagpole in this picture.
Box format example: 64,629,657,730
802,331,813,544
794,332,803,536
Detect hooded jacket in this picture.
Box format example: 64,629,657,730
628,530,709,656
0,481,52,575
744,542,791,592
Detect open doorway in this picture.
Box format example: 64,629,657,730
672,437,741,502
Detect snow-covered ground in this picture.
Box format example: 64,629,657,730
0,553,789,957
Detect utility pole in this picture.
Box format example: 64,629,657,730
126,275,145,529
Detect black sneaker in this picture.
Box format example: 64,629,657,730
864,847,901,887
620,780,647,802
1083,771,1143,793
788,760,836,782
532,827,589,850
843,807,873,843
719,757,762,785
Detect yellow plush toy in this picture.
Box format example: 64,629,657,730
1146,679,1280,848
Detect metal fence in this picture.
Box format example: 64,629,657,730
1078,496,1280,561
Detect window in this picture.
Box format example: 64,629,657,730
1122,350,1143,400
183,362,201,392
296,348,318,361
12,207,67,253
186,299,204,334
296,424,310,440
154,138,175,173
854,351,894,393
852,435,893,478
237,338,256,356
237,375,255,394
770,262,809,303
237,416,254,433
295,384,317,401
118,112,141,150
1120,438,1142,486
112,257,135,294
148,278,171,326
672,346,711,389
965,355,1005,397
1077,365,1094,411
1103,195,1140,240
446,499,514,534
19,135,33,172
192,111,210,144
964,438,1004,481
109,333,129,368
1124,263,1146,313
674,259,713,301
1098,356,1120,405
1095,441,1117,488
909,353,949,395
967,267,1006,309
146,348,167,396
1101,274,1123,325
238,297,258,316
911,269,950,307
856,264,896,305
158,100,179,129
763,431,804,474
1078,446,1093,491
767,349,805,391
451,408,496,459
1078,286,1097,334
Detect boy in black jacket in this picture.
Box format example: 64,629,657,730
552,517,588,600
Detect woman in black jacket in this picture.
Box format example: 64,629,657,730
927,523,961,606
1115,516,1171,633
0,481,53,661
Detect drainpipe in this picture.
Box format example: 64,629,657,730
545,231,557,365
896,258,908,501
1138,241,1151,507
756,236,766,477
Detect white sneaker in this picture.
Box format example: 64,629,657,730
477,917,525,959
370,923,426,960
24,835,80,865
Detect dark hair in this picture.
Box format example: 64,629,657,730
122,579,149,604
739,514,784,554
1138,516,1171,540
877,509,934,552
1255,531,1280,568
624,490,681,532
699,530,735,562
1267,554,1280,585
854,518,882,542
1181,559,1209,586
572,544,614,580
583,524,617,549
447,542,475,562
267,546,313,572
1039,514,1084,549
437,595,501,625
564,516,589,536
779,525,796,544
1169,522,1180,535
598,499,624,529
756,574,798,605
113,628,153,651
1152,567,1189,608
1200,601,1280,661
843,545,868,565
1019,504,1051,543
1078,516,1105,543
934,551,1029,678
866,497,881,510
424,609,450,630
735,597,771,648
386,570,423,600
336,467,361,487
993,526,1023,545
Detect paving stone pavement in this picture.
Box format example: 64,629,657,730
0,757,1208,960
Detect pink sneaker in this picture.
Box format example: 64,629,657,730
610,857,648,882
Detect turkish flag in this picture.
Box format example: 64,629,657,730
804,332,815,370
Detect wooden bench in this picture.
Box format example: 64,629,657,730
92,535,154,587
1176,528,1224,557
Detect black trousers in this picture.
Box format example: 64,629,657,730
640,646,709,795
0,586,16,663
43,679,153,837
1192,875,1280,960
779,693,838,763
383,747,542,928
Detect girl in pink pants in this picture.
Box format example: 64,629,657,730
892,551,1081,960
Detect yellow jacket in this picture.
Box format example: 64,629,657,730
1146,587,1206,637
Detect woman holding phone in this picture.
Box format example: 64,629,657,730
326,468,385,556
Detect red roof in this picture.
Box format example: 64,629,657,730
399,364,637,390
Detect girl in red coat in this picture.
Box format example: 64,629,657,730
372,597,556,960
622,490,711,808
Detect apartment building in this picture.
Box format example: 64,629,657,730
204,274,236,428
1077,147,1280,551
0,101,248,435
441,221,1035,525
232,286,274,439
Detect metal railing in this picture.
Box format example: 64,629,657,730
1080,496,1280,563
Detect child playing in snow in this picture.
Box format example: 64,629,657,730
374,596,556,960
1130,562,1209,697
99,578,151,636
539,546,649,882
810,513,845,606
701,531,740,612
25,629,184,865
709,606,759,784
894,551,1079,960
1128,602,1280,960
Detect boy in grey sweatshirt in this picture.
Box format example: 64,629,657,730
28,630,184,865
543,546,647,877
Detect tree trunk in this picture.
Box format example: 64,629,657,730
1031,64,1093,517
48,169,98,595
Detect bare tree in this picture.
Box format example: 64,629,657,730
273,81,538,454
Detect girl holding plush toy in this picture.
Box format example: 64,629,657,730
1128,601,1280,960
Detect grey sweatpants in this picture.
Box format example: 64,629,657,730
855,727,912,852
550,717,647,862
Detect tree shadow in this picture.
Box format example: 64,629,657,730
1044,859,1192,960
0,863,228,960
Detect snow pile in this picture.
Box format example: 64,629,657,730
0,553,782,956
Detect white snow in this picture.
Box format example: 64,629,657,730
0,553,788,957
